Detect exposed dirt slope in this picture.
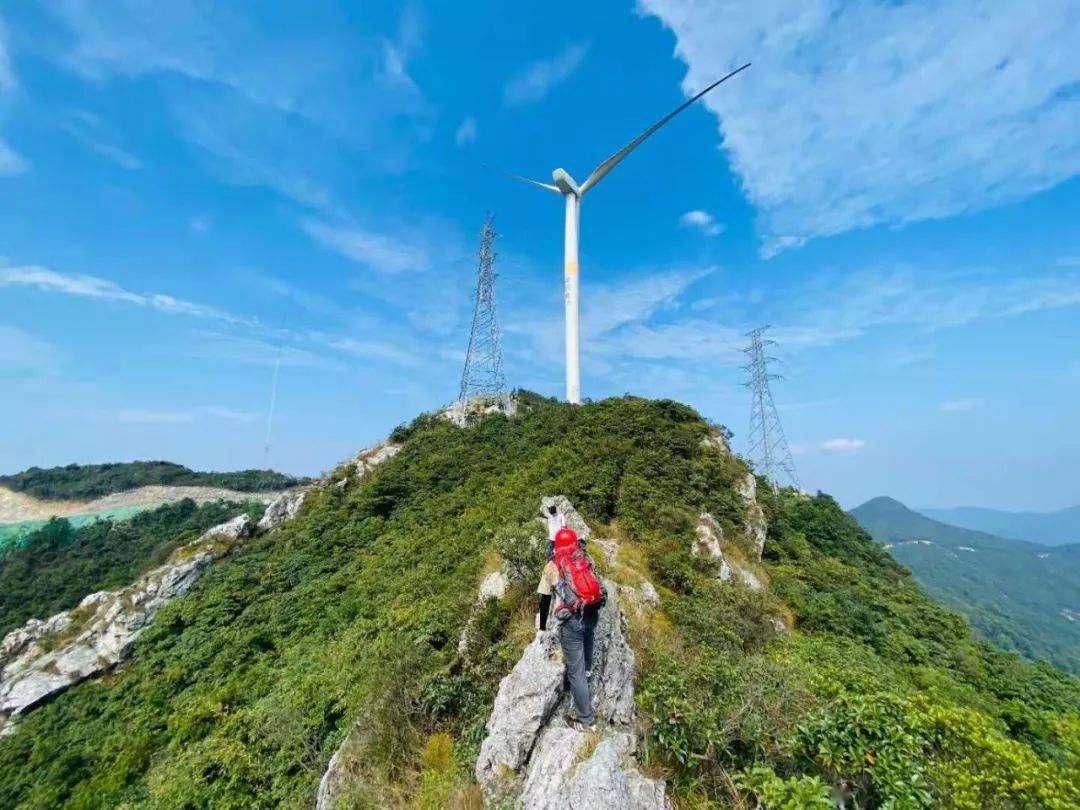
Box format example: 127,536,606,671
0,485,282,524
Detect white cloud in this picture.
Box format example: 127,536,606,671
504,42,589,106
189,216,210,234
118,406,256,424
0,24,26,176
820,438,865,453
302,219,430,274
60,115,142,170
455,116,477,148
679,209,724,236
42,4,434,202
0,20,14,93
0,265,256,327
0,140,27,175
0,325,60,376
639,0,1080,254
939,398,984,413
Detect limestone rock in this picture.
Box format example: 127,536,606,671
701,430,732,457
475,630,566,797
590,538,620,565
0,515,256,730
521,730,671,810
316,728,356,810
736,472,768,559
694,513,733,582
458,570,510,653
256,490,306,533
695,513,768,591
639,580,660,607
203,513,252,541
349,442,401,479
442,394,518,427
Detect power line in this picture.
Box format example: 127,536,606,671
262,318,287,470
743,325,800,492
458,213,507,403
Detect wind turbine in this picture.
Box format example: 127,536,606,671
505,62,750,404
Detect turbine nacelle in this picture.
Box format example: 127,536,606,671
551,168,580,196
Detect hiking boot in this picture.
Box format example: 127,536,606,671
566,711,595,729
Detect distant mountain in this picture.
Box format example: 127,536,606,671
850,496,1080,674
920,504,1080,546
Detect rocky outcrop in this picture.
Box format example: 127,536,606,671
700,429,733,458
475,576,668,809
0,491,315,738
348,442,401,479
695,513,763,591
736,472,768,559
457,570,510,653
442,394,518,427
257,490,307,533
0,514,259,736
693,513,733,582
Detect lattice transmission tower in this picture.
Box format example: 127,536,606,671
458,214,507,402
743,325,801,492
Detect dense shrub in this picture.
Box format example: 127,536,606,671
0,499,265,635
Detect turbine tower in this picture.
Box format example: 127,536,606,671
458,213,507,403
504,62,750,403
743,325,800,492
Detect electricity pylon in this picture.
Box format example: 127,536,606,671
743,325,800,492
458,214,506,402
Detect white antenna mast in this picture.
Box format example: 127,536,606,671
499,62,750,403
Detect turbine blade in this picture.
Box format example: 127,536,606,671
485,163,561,193
579,62,750,195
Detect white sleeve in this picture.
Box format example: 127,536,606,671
545,510,564,541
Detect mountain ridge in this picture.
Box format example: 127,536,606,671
851,495,1080,674
920,503,1080,546
0,395,1075,808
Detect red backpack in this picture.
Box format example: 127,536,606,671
552,545,604,621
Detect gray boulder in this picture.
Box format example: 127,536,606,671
735,472,768,559
474,630,566,798
256,490,306,533
521,730,670,810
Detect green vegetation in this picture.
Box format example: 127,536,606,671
851,496,1080,674
0,461,306,501
0,499,266,636
0,395,1074,808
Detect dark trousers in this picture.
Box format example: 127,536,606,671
558,609,598,724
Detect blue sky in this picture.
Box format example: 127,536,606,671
0,1,1078,511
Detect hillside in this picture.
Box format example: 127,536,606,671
851,496,1080,674
0,461,306,501
922,504,1080,547
0,395,1076,809
0,498,266,637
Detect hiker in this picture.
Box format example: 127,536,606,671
536,520,605,729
